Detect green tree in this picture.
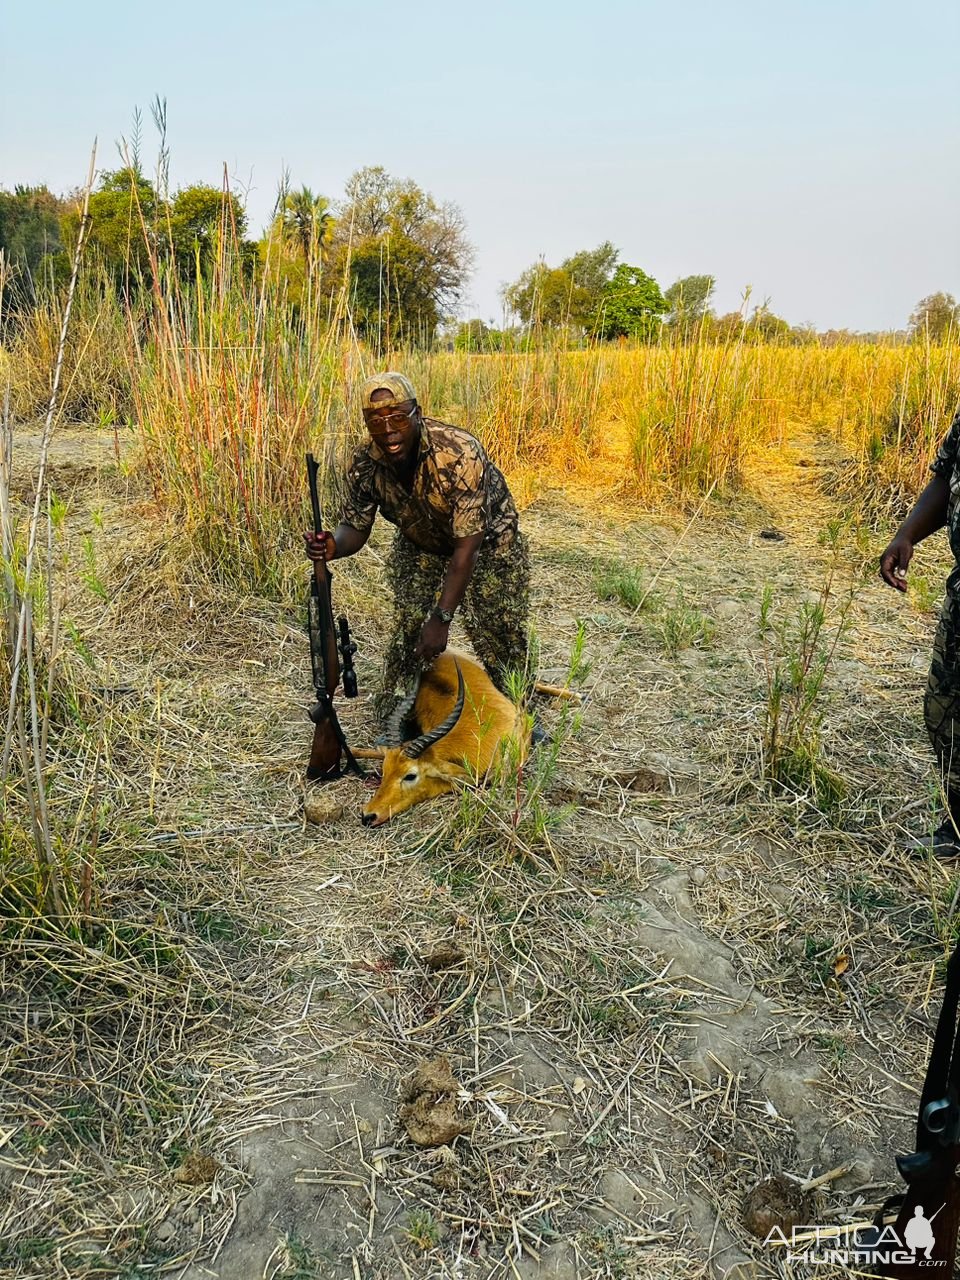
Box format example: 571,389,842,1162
712,311,746,342
0,186,65,274
594,264,666,341
746,302,792,342
452,318,510,352
0,185,66,307
64,166,159,285
327,166,473,348
910,292,959,341
561,241,619,325
503,261,590,329
664,274,716,330
453,318,491,350
504,243,620,333
167,184,248,281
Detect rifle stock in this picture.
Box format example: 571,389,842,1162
307,708,343,781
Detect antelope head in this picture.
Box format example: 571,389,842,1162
361,661,466,828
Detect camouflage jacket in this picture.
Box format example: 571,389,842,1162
930,407,960,566
339,417,519,556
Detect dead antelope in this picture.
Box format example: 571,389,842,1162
362,652,529,827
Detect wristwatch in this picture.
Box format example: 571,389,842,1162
431,606,455,624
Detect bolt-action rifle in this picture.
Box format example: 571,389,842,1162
864,942,960,1276
305,452,363,782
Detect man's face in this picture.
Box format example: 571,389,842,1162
363,398,420,466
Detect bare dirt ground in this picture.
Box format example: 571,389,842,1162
2,425,957,1280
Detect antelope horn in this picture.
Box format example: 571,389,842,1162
385,665,425,748
402,659,465,759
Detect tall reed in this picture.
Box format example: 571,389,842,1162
131,217,363,595
615,333,768,500
8,185,960,571
405,347,605,473
1,147,97,919
7,262,132,424
836,339,960,519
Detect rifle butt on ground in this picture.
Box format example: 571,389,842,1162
306,715,344,782
874,1159,960,1277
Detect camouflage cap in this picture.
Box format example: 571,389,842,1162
360,372,418,412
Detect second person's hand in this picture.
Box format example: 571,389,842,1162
879,533,914,592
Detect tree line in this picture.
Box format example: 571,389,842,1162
0,166,956,349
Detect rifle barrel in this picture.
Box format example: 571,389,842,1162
306,452,323,535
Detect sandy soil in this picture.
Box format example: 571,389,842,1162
2,423,955,1280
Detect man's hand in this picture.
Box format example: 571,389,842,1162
304,531,337,563
880,533,914,592
415,615,450,663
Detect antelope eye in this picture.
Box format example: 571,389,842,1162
403,771,418,783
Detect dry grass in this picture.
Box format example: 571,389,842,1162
127,309,960,593
2,240,960,1278
1,418,956,1279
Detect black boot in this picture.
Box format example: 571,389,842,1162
928,815,960,859
909,795,960,859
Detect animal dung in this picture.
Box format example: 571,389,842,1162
741,1173,811,1239
303,796,346,824
399,1055,469,1148
172,1152,220,1186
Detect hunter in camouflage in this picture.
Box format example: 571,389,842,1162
881,407,960,856
381,529,531,725
304,372,531,727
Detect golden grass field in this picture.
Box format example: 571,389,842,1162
2,257,960,1280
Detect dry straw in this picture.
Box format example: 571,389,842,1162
3,153,960,1277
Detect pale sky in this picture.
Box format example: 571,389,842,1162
3,0,957,331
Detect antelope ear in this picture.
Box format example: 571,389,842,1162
431,760,469,782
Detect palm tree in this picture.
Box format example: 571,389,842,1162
280,186,332,274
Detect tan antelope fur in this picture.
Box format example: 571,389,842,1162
362,652,528,827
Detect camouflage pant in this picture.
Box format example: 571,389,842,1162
375,530,531,726
925,575,960,806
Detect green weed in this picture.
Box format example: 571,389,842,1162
758,580,850,810
405,1208,442,1252
594,560,645,610
803,934,837,986
816,1033,849,1065
580,1224,632,1278
271,1233,331,1279
909,572,941,614
657,589,716,655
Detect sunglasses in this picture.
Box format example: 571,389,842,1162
364,405,416,435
